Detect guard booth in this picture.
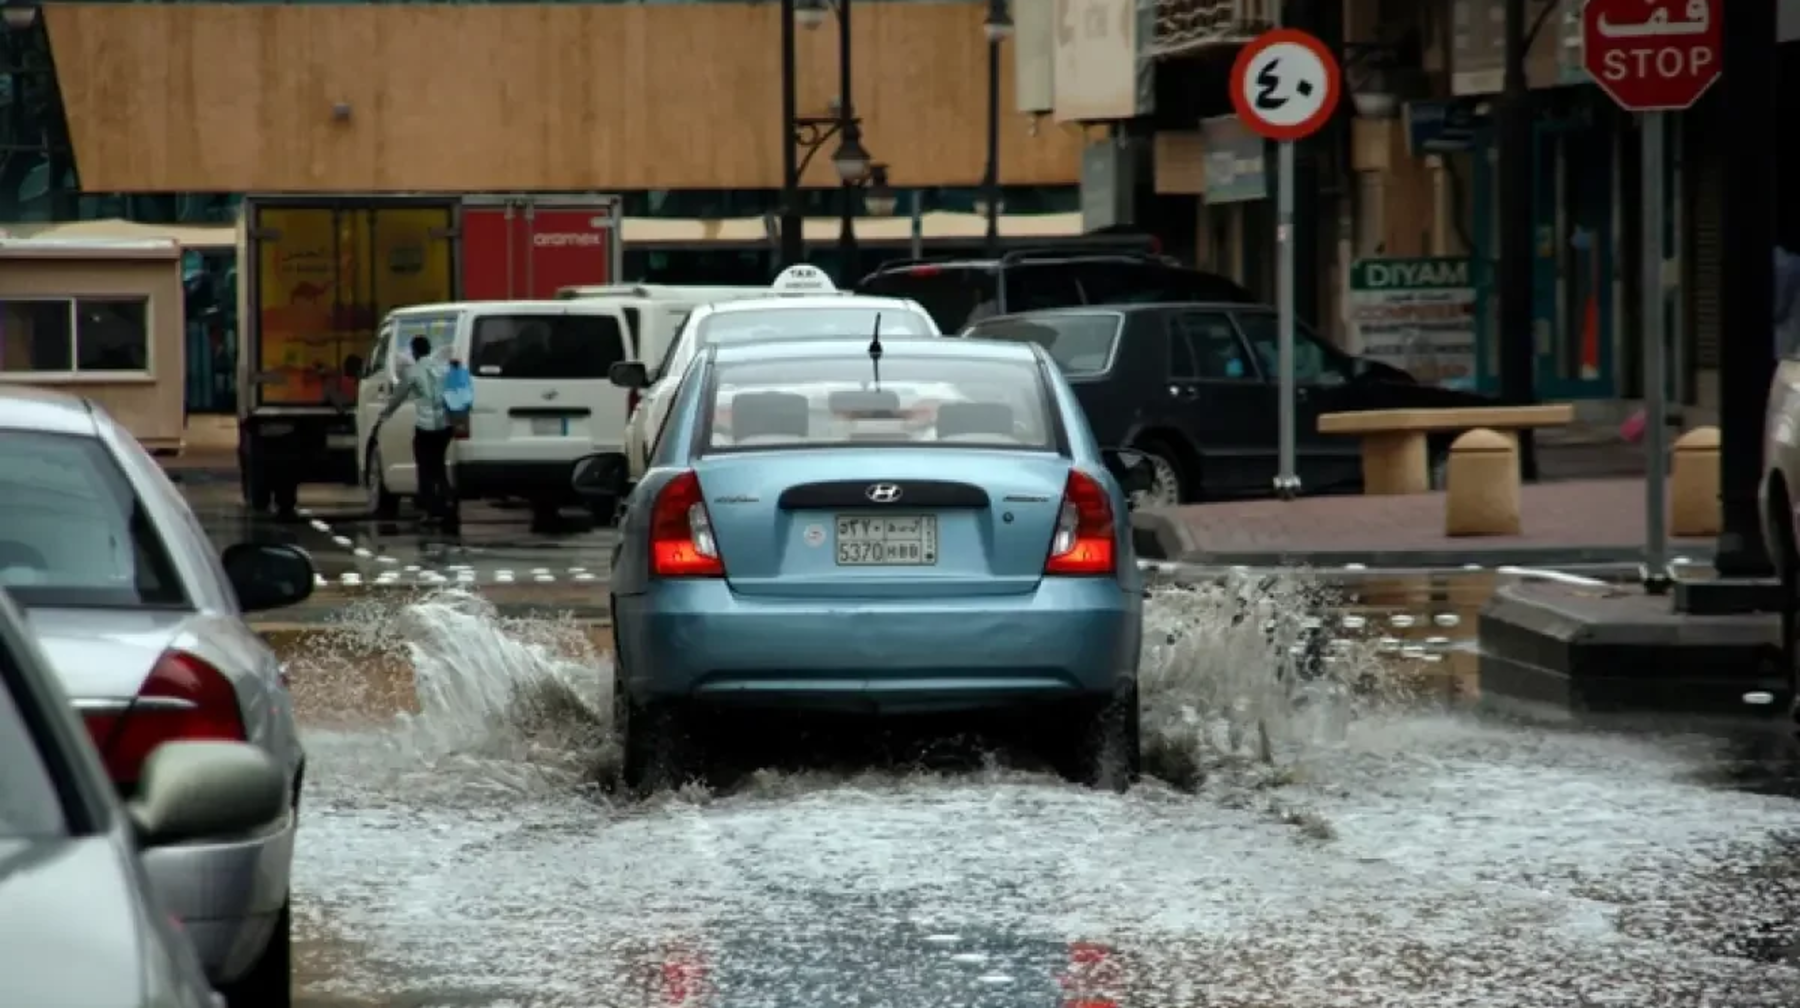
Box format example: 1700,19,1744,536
0,237,187,452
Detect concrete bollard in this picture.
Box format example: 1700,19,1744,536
1669,425,1721,538
1444,428,1521,537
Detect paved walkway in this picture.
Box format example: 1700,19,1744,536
1132,478,1716,568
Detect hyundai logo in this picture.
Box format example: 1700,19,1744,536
865,483,902,504
541,389,560,401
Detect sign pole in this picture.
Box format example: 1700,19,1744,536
1276,138,1299,499
1641,110,1669,592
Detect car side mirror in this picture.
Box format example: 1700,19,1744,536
1102,448,1155,499
342,354,364,379
609,361,650,390
129,741,286,848
222,542,316,614
570,453,627,499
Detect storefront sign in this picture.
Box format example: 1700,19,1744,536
1200,115,1267,205
1403,99,1488,156
1349,256,1478,388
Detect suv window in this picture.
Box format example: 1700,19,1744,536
469,313,626,380
1232,313,1354,385
967,313,1122,377
1071,262,1255,306
858,266,996,334
862,259,1256,334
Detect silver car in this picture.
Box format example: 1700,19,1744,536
0,585,288,1008
0,387,314,1006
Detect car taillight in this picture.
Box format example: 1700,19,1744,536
650,470,725,577
82,650,246,786
1044,470,1116,576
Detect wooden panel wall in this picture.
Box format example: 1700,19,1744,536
47,3,1083,193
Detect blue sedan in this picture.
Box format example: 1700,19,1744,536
577,336,1153,793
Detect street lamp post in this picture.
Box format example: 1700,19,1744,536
981,0,1012,258
786,0,889,284
778,0,803,268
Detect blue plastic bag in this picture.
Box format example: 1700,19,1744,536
442,360,473,432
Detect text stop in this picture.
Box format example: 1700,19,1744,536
1599,46,1716,82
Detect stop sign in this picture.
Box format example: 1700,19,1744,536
1582,0,1722,112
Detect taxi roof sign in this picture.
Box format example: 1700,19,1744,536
770,264,837,294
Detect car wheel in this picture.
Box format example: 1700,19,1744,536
616,675,705,796
1060,682,1140,793
365,446,399,519
243,462,272,513
1129,440,1186,508
217,897,291,1008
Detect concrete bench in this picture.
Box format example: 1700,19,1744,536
1317,404,1575,496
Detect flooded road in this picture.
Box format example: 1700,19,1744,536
271,571,1800,1008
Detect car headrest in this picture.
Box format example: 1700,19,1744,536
728,391,810,442
936,401,1014,440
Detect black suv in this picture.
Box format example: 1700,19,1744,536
856,245,1257,334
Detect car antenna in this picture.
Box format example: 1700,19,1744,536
868,313,883,390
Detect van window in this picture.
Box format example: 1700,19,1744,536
392,313,459,364
858,266,996,334
621,307,642,357
469,313,625,380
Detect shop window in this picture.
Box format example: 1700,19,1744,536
0,297,149,375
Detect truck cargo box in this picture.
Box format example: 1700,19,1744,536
461,194,622,301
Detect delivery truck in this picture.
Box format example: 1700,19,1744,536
235,193,623,512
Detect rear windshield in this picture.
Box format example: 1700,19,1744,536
858,267,996,334
966,313,1122,376
469,313,625,380
695,306,937,345
702,353,1053,453
0,431,186,608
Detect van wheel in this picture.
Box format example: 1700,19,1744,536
243,464,272,513
365,446,399,519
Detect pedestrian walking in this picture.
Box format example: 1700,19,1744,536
373,335,458,529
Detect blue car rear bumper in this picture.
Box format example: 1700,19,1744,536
614,578,1142,714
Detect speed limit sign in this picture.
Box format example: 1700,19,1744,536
1229,28,1342,142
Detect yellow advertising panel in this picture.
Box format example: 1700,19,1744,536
256,207,373,405
372,208,454,319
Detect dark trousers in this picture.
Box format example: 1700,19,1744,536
412,426,456,519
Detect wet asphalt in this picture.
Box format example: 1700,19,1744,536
172,476,1800,1007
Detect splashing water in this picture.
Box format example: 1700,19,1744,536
289,571,1413,798
292,589,616,802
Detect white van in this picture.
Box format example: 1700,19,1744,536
354,300,634,522
557,284,771,380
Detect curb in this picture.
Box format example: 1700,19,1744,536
1181,545,1715,569
1128,512,1714,570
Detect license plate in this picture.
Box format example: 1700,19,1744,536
835,514,938,566
531,417,569,437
